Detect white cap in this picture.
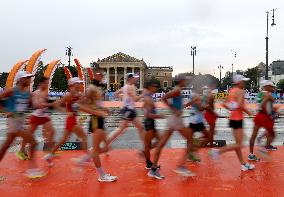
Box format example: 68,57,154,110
202,86,209,89
68,77,84,85
15,71,33,82
260,80,276,88
126,73,139,80
233,74,250,84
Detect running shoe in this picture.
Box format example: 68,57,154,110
72,154,92,166
25,168,46,179
258,147,270,159
173,166,196,177
188,152,201,162
248,154,260,161
241,163,255,171
147,169,165,180
98,174,118,182
0,176,6,182
208,148,220,160
15,151,28,160
265,145,278,151
43,153,55,167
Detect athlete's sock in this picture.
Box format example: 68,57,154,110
96,167,106,177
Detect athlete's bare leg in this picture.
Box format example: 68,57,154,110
249,125,260,154
106,120,129,145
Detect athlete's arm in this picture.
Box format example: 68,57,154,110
52,94,69,113
78,104,107,117
0,88,13,100
0,89,13,111
114,88,123,99
237,89,252,116
127,86,143,102
162,88,180,112
144,96,164,119
221,94,231,111
204,93,214,111
31,92,49,109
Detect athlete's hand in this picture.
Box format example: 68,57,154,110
175,110,182,117
67,112,75,117
103,108,111,114
247,111,253,117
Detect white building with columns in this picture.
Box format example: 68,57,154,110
95,52,147,90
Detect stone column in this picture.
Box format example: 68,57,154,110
132,67,134,74
139,67,143,90
106,67,110,90
114,67,118,83
124,66,127,86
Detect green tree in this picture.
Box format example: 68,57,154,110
244,67,260,90
0,72,9,88
277,79,284,91
50,67,68,91
32,61,47,91
49,65,78,92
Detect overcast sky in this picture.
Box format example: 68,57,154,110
0,0,283,77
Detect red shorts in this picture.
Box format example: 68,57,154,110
204,110,217,125
254,112,274,133
66,115,77,132
30,115,51,127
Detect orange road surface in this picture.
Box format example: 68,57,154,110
0,148,284,196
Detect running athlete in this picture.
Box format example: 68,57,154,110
248,80,278,161
185,87,210,161
18,77,55,159
43,77,106,166
202,86,218,147
143,80,164,169
86,77,117,182
148,74,195,179
209,74,255,171
107,73,144,145
0,71,45,178
85,70,117,182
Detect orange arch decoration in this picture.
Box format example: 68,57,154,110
43,60,61,93
63,67,72,80
87,68,94,81
5,60,28,88
74,59,85,93
26,49,47,91
26,49,47,74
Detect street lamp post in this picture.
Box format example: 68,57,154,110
218,65,224,84
65,46,73,67
265,9,276,80
191,46,197,75
231,50,237,78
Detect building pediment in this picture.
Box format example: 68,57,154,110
97,52,145,63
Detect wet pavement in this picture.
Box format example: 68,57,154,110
1,148,284,197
